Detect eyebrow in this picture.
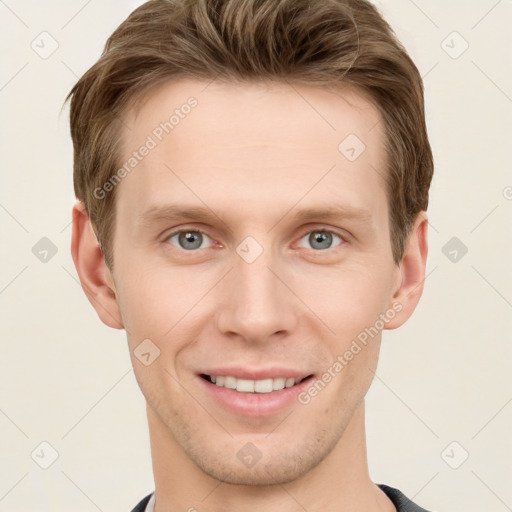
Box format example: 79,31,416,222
136,205,223,229
290,205,372,224
136,203,373,230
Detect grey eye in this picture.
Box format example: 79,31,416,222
300,230,343,251
168,230,212,250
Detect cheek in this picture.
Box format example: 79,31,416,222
115,246,394,351
292,262,393,339
115,263,213,350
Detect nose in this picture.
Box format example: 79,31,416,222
215,245,298,344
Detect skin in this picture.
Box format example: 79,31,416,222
71,78,428,512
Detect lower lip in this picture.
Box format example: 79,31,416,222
198,375,315,417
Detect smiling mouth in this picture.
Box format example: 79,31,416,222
200,374,314,393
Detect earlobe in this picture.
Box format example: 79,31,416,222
70,201,124,329
385,211,429,330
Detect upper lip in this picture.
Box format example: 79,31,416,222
198,367,313,380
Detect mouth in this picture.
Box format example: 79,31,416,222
197,371,315,416
199,374,313,393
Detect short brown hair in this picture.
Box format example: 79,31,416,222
65,0,433,268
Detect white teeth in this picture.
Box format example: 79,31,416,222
272,377,286,391
208,375,304,393
236,379,255,392
254,378,273,393
224,376,237,389
285,377,295,388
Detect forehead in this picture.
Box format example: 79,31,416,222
116,78,387,224
123,78,382,153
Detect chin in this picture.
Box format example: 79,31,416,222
194,456,310,486
185,428,340,487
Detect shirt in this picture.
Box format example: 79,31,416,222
130,483,433,511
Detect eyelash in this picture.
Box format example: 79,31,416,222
164,227,346,252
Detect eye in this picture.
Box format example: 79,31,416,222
298,230,345,251
166,230,214,251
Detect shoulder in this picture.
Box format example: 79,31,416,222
130,492,153,512
378,484,434,512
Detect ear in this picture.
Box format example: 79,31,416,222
70,200,124,329
385,211,429,330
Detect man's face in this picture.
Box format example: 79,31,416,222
110,79,402,484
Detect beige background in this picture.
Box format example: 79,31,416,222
1,0,511,510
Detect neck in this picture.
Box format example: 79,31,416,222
148,401,395,512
